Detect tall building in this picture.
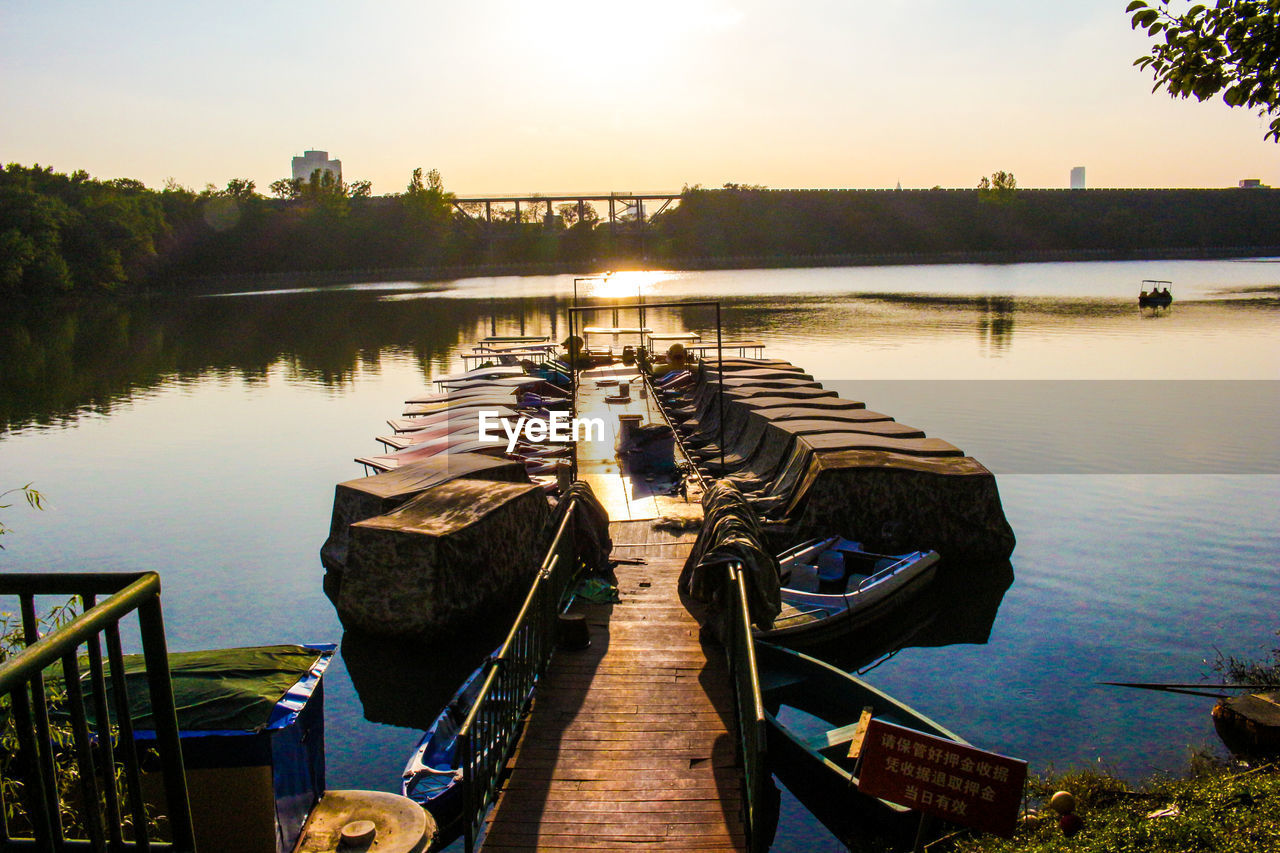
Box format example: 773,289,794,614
292,150,342,183
1070,166,1086,189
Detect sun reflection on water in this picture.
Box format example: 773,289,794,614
581,269,674,299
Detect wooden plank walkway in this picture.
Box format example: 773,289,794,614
481,362,743,851
481,522,744,851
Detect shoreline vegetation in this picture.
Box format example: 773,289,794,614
5,162,1280,299
935,759,1280,853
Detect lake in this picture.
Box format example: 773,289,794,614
2,258,1277,849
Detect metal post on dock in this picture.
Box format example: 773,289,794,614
716,302,724,473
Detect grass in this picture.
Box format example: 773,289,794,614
935,758,1280,853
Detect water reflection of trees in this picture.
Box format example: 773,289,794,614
0,293,568,431
978,296,1015,354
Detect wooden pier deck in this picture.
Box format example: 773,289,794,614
481,367,745,851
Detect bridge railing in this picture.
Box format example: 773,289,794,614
726,563,770,853
456,501,582,851
0,572,196,851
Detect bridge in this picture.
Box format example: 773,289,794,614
451,191,683,227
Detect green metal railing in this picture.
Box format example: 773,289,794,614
0,572,195,852
726,563,769,853
457,502,583,851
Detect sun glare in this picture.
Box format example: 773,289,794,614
584,270,673,299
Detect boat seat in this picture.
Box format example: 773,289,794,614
758,670,807,694
805,720,867,752
773,603,830,627
782,565,821,593
839,572,870,594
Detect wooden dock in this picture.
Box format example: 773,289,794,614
481,367,745,851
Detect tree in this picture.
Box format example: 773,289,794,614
1129,1,1280,141
270,178,302,200
220,178,258,201
403,167,455,225
977,170,1017,203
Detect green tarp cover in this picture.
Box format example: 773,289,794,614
89,644,326,733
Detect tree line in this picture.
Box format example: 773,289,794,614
650,183,1280,260
5,161,1280,299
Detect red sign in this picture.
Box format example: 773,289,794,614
856,719,1027,837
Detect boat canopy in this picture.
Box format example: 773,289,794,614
322,453,529,574
69,644,335,734
433,365,526,385
338,479,552,637
782,449,1017,563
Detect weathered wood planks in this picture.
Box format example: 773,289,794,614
481,524,745,851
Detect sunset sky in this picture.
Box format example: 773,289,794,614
3,0,1276,195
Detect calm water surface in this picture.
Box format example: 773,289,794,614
2,259,1277,849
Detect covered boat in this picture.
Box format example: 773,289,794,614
69,644,336,853
778,450,1016,564
320,453,530,581
336,478,551,638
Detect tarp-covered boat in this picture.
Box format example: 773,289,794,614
68,644,336,853
321,453,530,579
779,449,1017,564
337,478,551,638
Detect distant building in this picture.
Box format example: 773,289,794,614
1239,178,1269,188
292,150,342,183
1070,166,1086,189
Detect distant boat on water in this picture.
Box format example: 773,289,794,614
1139,279,1173,308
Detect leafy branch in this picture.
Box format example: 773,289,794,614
1129,0,1280,141
0,484,45,548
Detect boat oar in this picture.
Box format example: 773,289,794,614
1098,681,1280,699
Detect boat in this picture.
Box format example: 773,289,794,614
400,660,484,846
400,651,545,847
757,641,969,844
684,480,943,659
1139,279,1173,308
67,644,338,853
1212,690,1280,755
762,537,940,650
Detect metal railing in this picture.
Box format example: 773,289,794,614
638,368,708,492
726,563,769,853
0,572,195,852
567,299,726,475
456,502,583,851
